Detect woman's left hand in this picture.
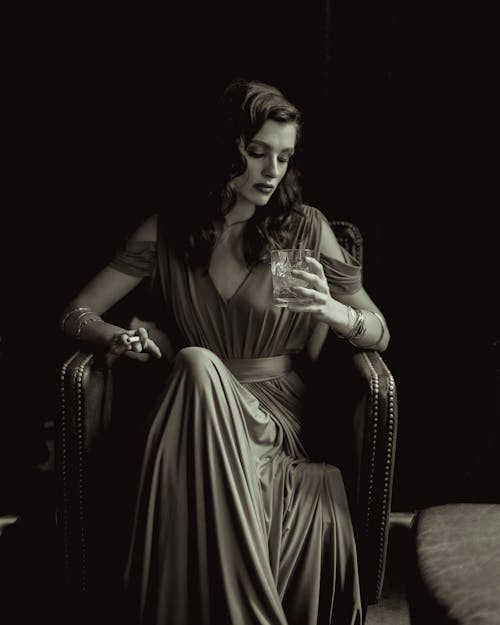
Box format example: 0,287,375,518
286,257,342,324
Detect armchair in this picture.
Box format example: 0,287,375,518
56,221,398,616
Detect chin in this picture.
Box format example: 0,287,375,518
255,197,272,207
252,191,274,206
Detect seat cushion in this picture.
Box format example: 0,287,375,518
413,504,500,625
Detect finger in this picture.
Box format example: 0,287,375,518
291,270,328,292
287,302,322,313
110,333,132,355
136,327,149,350
145,339,162,359
274,298,289,308
291,286,327,303
125,351,151,362
304,257,325,276
125,328,146,352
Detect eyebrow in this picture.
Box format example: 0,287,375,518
248,139,295,153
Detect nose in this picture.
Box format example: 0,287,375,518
262,155,279,178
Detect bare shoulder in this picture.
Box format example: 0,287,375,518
130,214,158,242
318,215,344,261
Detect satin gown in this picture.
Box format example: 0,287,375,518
111,205,363,625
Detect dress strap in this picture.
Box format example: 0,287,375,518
223,355,292,383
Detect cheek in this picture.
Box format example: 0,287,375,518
277,165,288,182
231,170,249,191
243,160,259,181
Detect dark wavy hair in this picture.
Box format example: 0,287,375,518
164,79,304,267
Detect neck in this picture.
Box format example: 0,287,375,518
225,199,256,227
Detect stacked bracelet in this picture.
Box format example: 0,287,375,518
334,306,386,350
334,306,367,341
347,307,366,341
74,314,102,338
60,306,91,332
60,306,103,338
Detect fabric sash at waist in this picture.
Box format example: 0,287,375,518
223,355,292,383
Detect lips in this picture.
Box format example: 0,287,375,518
254,184,274,193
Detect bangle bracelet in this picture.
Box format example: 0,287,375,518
75,314,102,338
348,308,366,340
360,311,386,350
60,306,92,332
67,310,96,336
334,306,367,340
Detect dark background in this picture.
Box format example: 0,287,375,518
2,2,498,517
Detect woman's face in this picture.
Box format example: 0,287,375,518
231,120,297,207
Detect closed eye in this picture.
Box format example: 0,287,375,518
246,150,291,164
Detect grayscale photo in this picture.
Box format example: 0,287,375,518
1,3,498,625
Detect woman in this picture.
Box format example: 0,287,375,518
61,79,389,625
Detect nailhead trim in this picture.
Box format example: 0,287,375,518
361,352,379,539
59,352,78,583
73,353,93,591
59,351,92,592
373,352,397,600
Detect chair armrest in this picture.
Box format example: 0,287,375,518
351,350,397,604
56,349,111,591
61,351,112,453
302,339,397,605
56,345,168,592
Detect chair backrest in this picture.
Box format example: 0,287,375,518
330,219,363,265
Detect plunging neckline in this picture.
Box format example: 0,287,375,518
207,262,258,306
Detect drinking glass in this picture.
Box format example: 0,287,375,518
270,248,316,307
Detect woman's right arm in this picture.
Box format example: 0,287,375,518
60,214,162,360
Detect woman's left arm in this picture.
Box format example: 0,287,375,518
289,263,390,352
287,218,390,353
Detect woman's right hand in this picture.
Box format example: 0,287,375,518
106,327,162,364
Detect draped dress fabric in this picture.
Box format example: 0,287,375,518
111,205,363,625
